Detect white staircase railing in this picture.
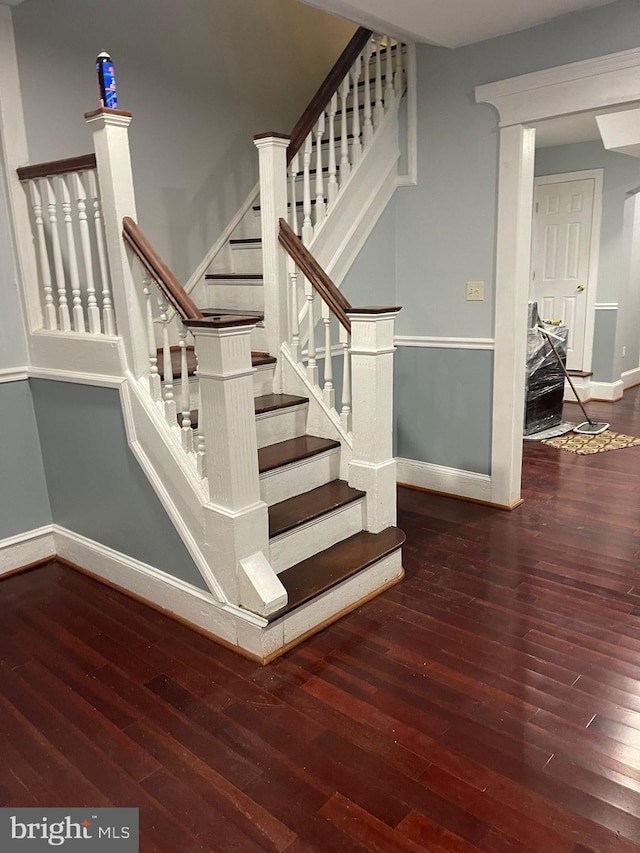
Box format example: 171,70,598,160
17,154,116,336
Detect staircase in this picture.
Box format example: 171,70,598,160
14,29,410,662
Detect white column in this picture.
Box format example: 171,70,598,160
85,108,148,377
347,308,400,533
188,317,284,615
253,133,290,385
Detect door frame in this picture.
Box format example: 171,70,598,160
476,46,640,507
532,168,603,374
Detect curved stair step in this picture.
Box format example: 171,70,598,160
268,526,406,621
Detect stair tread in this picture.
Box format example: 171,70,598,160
159,346,273,379
200,308,264,321
269,480,365,539
205,273,263,281
258,435,340,474
230,237,262,245
254,393,308,415
268,527,405,621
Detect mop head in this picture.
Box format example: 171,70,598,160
573,420,610,435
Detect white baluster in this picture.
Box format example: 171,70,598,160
314,112,326,227
74,172,101,334
339,73,351,184
288,255,301,363
288,152,300,236
322,301,335,410
302,133,313,245
60,175,85,333
158,296,177,424
196,431,207,480
143,278,162,401
340,324,352,433
178,324,193,453
384,36,395,108
29,180,57,330
363,41,374,147
394,39,404,95
87,170,116,335
374,35,384,127
305,278,318,387
45,177,71,332
350,55,362,165
327,93,338,209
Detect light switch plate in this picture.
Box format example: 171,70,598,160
466,281,484,301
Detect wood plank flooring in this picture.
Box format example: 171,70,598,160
2,389,640,850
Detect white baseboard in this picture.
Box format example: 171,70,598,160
0,525,55,576
396,457,492,503
588,379,624,401
622,366,640,390
0,367,29,384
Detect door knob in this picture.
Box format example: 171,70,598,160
576,284,585,292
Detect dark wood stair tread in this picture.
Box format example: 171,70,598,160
158,346,274,379
566,370,593,378
258,435,340,474
268,527,405,621
254,393,308,415
181,394,307,429
205,273,263,281
229,237,262,245
201,308,264,322
269,480,365,539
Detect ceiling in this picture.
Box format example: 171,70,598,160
298,0,618,48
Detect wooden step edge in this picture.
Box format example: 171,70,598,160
200,308,264,322
267,526,406,621
268,480,365,539
258,435,340,474
566,370,593,378
254,393,309,415
229,237,262,246
205,273,263,281
252,352,277,366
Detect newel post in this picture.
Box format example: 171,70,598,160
186,317,286,616
85,108,147,377
253,133,289,386
347,307,401,533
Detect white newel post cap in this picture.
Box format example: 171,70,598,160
253,132,291,150
84,106,133,129
346,306,401,354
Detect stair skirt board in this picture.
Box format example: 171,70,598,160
256,402,308,449
270,497,365,573
260,447,341,506
0,525,403,664
239,549,404,662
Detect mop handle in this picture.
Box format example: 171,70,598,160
538,326,593,425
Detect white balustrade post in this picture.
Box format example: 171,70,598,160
347,307,401,533
85,108,148,376
187,317,284,614
253,133,290,386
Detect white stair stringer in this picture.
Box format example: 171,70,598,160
118,372,288,633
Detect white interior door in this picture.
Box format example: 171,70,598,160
530,176,596,371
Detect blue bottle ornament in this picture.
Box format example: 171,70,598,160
96,51,118,109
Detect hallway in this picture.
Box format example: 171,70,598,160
2,389,640,850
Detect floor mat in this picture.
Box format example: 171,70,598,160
541,429,640,454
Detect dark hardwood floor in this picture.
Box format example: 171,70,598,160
3,389,640,850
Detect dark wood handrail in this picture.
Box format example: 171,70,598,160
287,26,372,164
17,153,97,182
122,216,204,322
278,218,352,333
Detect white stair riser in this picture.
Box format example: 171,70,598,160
256,404,308,449
260,448,340,506
270,498,364,573
205,283,264,313
230,244,262,274
253,363,276,397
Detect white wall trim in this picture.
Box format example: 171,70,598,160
395,335,494,350
0,525,55,577
595,303,619,311
29,367,125,388
476,47,640,507
622,366,640,390
397,458,492,503
589,379,624,401
0,367,29,383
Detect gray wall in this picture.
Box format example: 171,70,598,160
339,0,640,474
0,381,51,539
30,379,207,589
0,139,27,370
11,0,355,283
